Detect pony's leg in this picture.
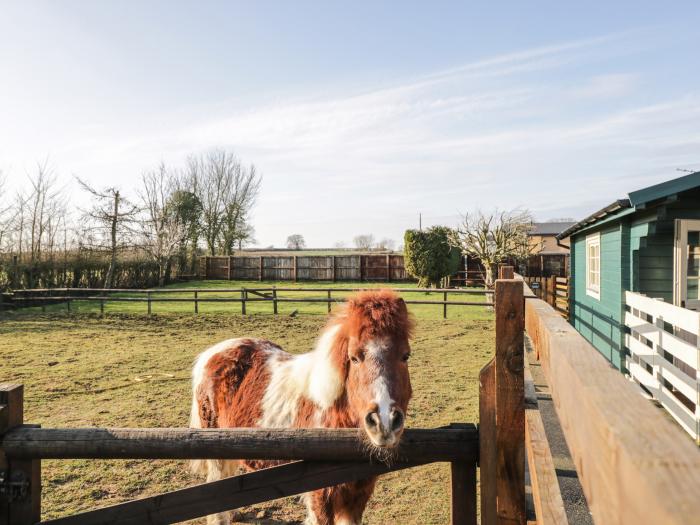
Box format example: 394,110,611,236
204,459,240,525
304,489,332,525
304,478,376,525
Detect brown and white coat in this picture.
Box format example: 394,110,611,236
190,290,414,525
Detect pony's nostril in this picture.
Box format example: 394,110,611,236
390,409,404,431
365,411,379,429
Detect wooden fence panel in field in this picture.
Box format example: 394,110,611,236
231,256,260,280
262,256,293,281
205,256,230,279
296,256,333,281
334,255,361,280
362,255,389,280
389,255,406,280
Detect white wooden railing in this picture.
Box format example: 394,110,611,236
624,291,700,442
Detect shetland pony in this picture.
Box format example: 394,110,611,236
190,290,414,525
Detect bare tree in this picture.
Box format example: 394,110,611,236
25,161,63,264
192,150,261,256
353,234,375,251
138,163,187,286
449,209,536,289
286,234,306,250
76,178,138,288
0,171,10,251
376,238,395,251
333,241,346,249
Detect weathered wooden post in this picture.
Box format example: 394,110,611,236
241,288,247,315
147,291,152,316
194,291,199,314
259,256,263,282
331,256,336,282
0,384,41,524
498,265,514,280
293,256,298,282
450,422,477,525
479,278,525,525
272,287,278,315
327,290,332,313
443,291,448,319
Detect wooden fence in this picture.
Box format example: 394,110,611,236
6,286,490,319
523,276,569,318
523,279,700,524
0,276,546,525
200,254,408,281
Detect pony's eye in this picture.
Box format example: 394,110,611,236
350,356,360,364
402,353,410,362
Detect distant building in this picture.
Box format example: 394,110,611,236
524,221,575,277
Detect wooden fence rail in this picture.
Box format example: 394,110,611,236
7,286,492,319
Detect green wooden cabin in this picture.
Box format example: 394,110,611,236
558,171,700,371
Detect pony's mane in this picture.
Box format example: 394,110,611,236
330,289,414,340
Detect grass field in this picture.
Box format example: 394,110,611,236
10,279,492,322
1,287,494,523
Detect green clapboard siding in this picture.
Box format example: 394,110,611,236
570,189,700,372
571,223,625,370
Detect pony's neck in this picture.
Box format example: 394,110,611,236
299,323,348,410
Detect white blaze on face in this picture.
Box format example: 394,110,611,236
366,337,394,435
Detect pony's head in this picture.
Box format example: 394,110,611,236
335,290,414,449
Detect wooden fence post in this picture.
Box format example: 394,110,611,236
332,256,336,282
444,291,448,319
0,384,41,524
241,289,247,315
272,287,278,315
450,460,477,525
228,256,234,281
479,278,525,525
498,265,514,280
194,291,199,314
293,256,298,282
327,290,332,313
147,292,152,316
259,257,263,282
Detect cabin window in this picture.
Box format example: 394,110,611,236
586,233,601,300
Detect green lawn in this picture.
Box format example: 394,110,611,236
10,279,492,322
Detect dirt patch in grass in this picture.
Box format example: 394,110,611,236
0,312,493,523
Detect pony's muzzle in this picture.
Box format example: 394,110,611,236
363,407,405,448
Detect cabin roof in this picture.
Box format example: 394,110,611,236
557,171,700,240
529,222,576,236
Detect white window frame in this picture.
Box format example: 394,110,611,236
586,233,601,300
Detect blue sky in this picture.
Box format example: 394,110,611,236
2,1,700,247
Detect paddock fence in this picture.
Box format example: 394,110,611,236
0,275,556,525
4,286,490,319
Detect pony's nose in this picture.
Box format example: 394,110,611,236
390,408,404,432
365,411,380,429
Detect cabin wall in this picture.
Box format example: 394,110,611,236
571,223,626,370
